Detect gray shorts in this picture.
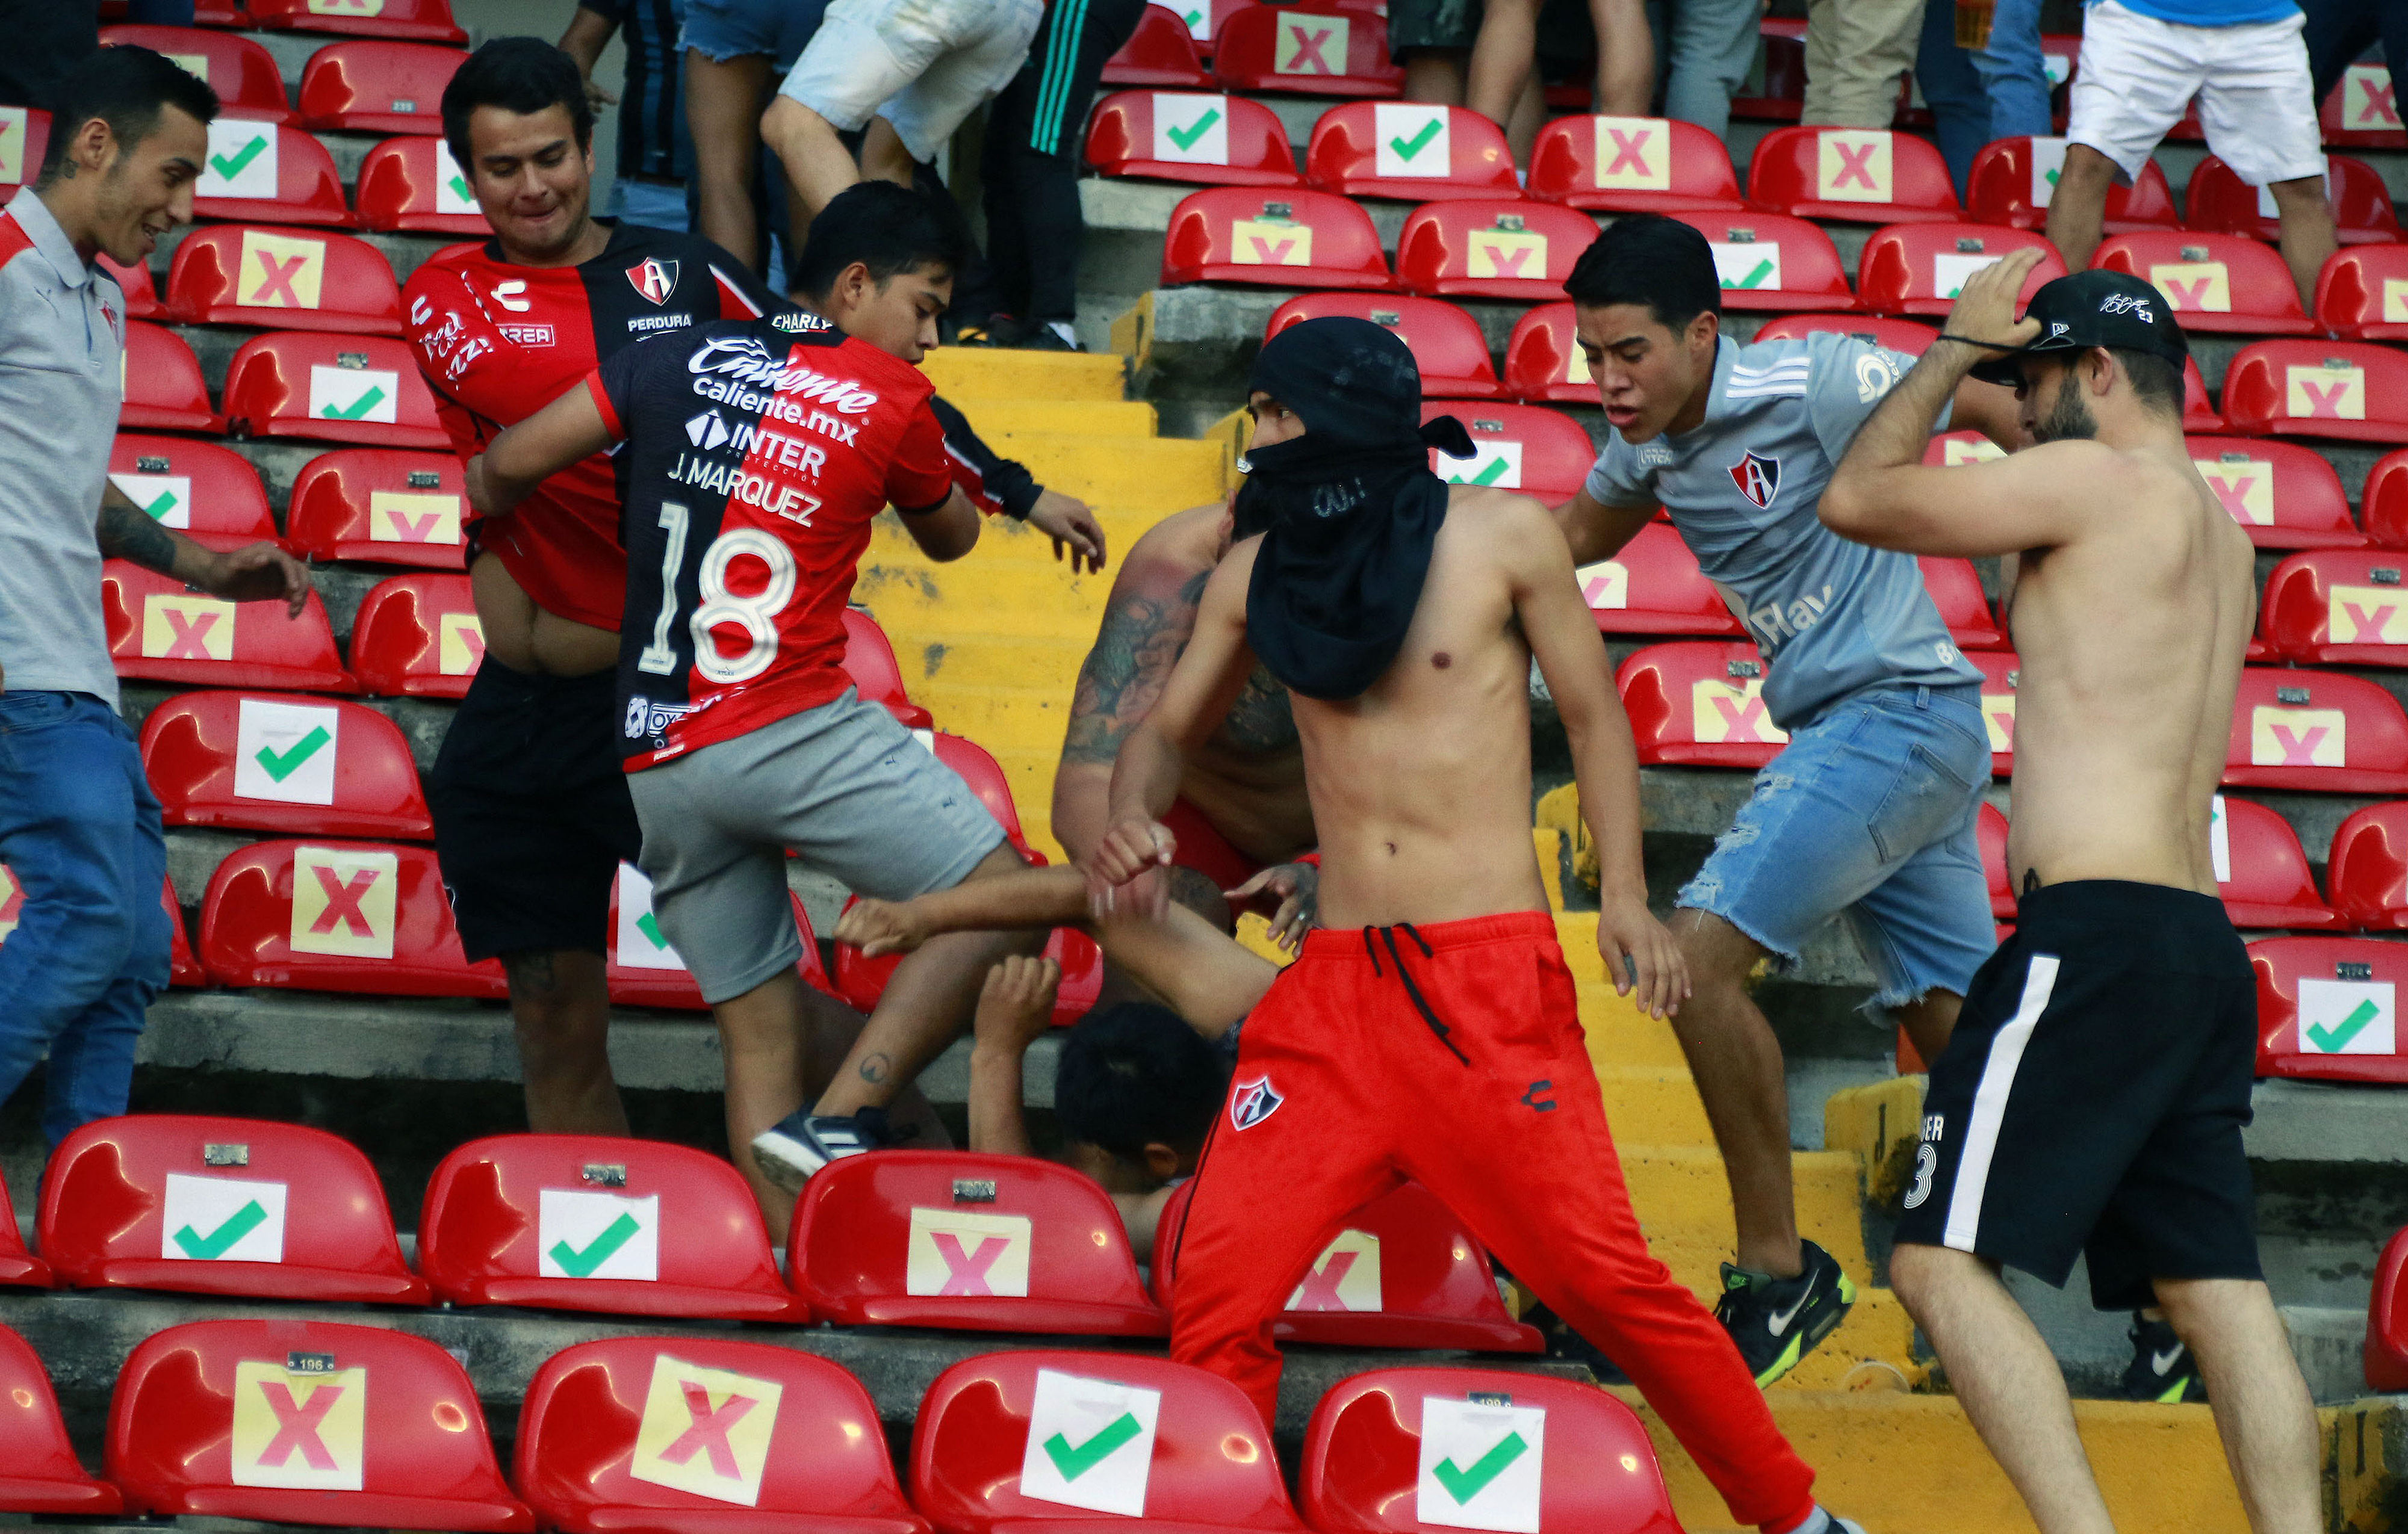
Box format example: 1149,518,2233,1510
626,688,1008,1003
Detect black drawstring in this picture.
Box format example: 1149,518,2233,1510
1371,923,1469,1066
1362,927,1382,976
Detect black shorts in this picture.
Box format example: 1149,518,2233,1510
425,659,642,963
1894,879,2264,1310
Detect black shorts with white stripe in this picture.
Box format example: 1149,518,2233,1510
1893,879,2263,1310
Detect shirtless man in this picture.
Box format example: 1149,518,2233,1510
1822,253,2319,1534
1085,317,1863,1534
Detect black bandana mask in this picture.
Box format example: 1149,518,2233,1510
1235,317,1476,702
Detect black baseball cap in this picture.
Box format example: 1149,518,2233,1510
1965,269,2190,387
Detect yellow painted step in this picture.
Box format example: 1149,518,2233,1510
1592,1064,1713,1146
1824,1075,1929,1209
864,507,1179,570
883,632,1091,690
948,398,1159,438
1577,984,1691,1069
920,347,1127,401
1622,1147,1870,1277
988,433,1229,511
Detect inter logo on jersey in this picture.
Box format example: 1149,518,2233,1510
1230,1075,1283,1130
628,257,680,306
1728,450,1781,510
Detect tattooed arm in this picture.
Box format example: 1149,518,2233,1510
97,480,311,616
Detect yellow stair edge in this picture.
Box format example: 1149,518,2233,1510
1824,1075,1930,1210
948,398,1160,438
2331,1395,2407,1534
920,347,1127,401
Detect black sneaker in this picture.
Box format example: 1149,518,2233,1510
2123,1312,2208,1403
1713,1238,1858,1387
952,315,1010,347
750,1106,890,1194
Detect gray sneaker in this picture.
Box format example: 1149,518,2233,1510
750,1106,890,1195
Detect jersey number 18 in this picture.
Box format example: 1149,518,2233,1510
636,500,796,685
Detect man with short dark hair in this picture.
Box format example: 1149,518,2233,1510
0,46,308,1142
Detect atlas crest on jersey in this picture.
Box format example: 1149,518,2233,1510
1729,450,1781,510
627,257,680,305
1229,1074,1283,1130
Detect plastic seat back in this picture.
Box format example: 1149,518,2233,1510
1162,187,1393,288
193,119,350,226
515,1338,925,1533
2222,339,2408,444
223,330,450,448
1,869,200,992
1854,221,2064,317
1969,649,2020,776
108,433,280,553
140,690,432,839
0,1169,47,1288
1269,292,1503,399
1150,1180,1542,1352
103,560,352,691
40,1113,426,1302
2183,435,2362,549
2262,549,2408,665
1395,198,1600,301
353,134,489,235
2185,355,2224,430
0,1323,119,1513
910,1350,1302,1534
1101,5,1212,87
1978,802,2014,917
350,571,484,696
1666,209,1854,311
1424,402,1597,499
120,320,222,433
2314,243,2408,341
418,1133,807,1320
2094,230,2315,335
1729,16,1805,120
843,606,933,725
1965,136,2177,232
286,447,467,567
0,107,50,200
1212,5,1401,97
199,837,507,997
2211,793,2334,927
2248,935,2408,1083
1752,313,1937,352
2328,801,2408,929
1306,103,1517,200
244,0,467,42
608,860,836,1008
2323,61,2403,148
1747,126,1959,223
297,40,464,133
100,251,164,319
2186,153,2401,244
2225,666,2408,792
168,224,404,333
2371,1223,2408,1391
1920,555,2003,648
1085,90,1298,185
1616,642,1789,767
108,1319,525,1529
101,25,296,122
1300,1367,1680,1534
1504,302,1596,404
790,1151,1167,1335
2364,450,2408,548
1574,521,1740,637
1528,114,1743,212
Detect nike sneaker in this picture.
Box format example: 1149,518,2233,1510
2122,1312,2208,1403
749,1106,892,1195
1713,1239,1857,1387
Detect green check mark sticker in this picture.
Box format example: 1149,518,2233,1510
447,174,471,201
322,385,387,420
2307,998,2380,1052
1164,108,1221,152
1728,258,1775,289
548,1211,641,1276
635,912,668,949
1465,457,1509,485
1182,5,1205,24
2045,168,2061,187
139,488,180,521
211,133,267,181
1432,1430,1528,1505
253,725,330,783
1043,1412,1142,1480
1389,118,1443,161
173,1198,267,1260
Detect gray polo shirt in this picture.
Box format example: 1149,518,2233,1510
0,185,126,705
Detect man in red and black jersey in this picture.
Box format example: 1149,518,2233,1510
467,182,1041,1234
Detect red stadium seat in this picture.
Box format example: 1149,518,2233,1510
2327,802,2408,929
1150,1180,1543,1352
0,870,201,991
297,41,464,133
223,330,449,448
40,1114,426,1302
349,571,485,697
0,106,48,201
2363,450,2408,549
2212,794,2336,927
108,1319,525,1529
2224,667,2408,792
1573,522,1740,637
1922,555,2005,648
192,0,243,22
911,1350,1302,1534
108,433,281,554
140,691,432,840
99,252,164,319
833,894,1103,1026
514,1339,924,1534
166,872,206,988
194,119,350,226
2185,154,2401,245
1424,402,1597,499
1666,210,1855,311
2313,243,2408,340
198,838,508,997
2185,356,2224,431
1161,187,1392,289
2371,1225,2408,1391
1616,642,1789,767
101,26,297,123
1504,302,1597,404
2248,935,2408,1084
2323,61,2403,149
1969,649,2020,777
1212,5,1401,97
167,224,405,333
1730,17,1806,122
353,135,490,235
1394,199,1600,302
417,1134,808,1321
120,320,223,434
285,448,467,568
2185,436,2361,549
2093,231,2315,335
843,606,935,726
0,1164,46,1288
1306,103,1517,200
1855,222,2064,317
1269,292,1504,399
243,0,467,42
1747,126,1959,223
1300,1367,1679,1534
789,1152,1168,1335
2222,340,2408,443
0,1324,117,1513
607,861,836,1009
1978,802,2014,918
1099,5,1213,88
2262,549,2408,665
1754,312,1937,352
1923,428,2006,468
1084,91,1299,186
1964,136,2179,233
102,561,353,692
1527,114,1744,213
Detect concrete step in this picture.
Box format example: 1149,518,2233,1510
919,347,1129,403
945,398,1158,439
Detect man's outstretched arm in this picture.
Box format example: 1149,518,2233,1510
98,480,312,616
466,377,619,516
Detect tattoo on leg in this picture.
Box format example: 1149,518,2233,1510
857,1052,892,1085
504,950,560,997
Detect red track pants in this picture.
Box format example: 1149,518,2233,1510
1165,911,1818,1533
